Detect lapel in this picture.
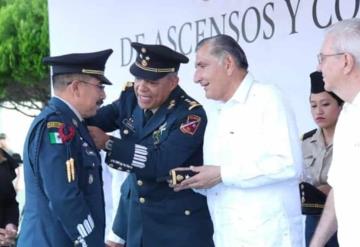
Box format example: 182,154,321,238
49,98,98,152
140,106,167,139
138,86,181,140
133,106,145,134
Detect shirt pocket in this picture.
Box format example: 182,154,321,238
304,155,315,168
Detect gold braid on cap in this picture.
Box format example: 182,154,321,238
81,69,104,75
135,62,175,73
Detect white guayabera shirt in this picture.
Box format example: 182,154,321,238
328,92,360,246
199,73,303,247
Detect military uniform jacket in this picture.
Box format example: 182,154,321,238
18,97,105,247
90,84,214,247
302,128,333,187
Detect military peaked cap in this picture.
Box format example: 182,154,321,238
310,71,325,94
43,49,113,85
130,42,189,80
309,71,344,105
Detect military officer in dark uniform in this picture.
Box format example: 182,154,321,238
18,49,113,247
301,71,343,247
88,42,214,247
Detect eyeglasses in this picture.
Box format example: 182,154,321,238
79,81,105,91
317,53,345,64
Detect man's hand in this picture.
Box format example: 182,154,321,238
105,240,124,247
88,126,109,150
173,165,221,191
0,223,17,246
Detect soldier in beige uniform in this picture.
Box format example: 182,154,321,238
301,71,343,247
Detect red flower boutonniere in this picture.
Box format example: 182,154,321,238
58,123,76,143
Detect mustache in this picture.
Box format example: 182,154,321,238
96,99,104,106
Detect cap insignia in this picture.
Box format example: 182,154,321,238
141,59,148,67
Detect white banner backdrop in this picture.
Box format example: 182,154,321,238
48,0,359,133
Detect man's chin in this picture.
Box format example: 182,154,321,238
137,101,151,110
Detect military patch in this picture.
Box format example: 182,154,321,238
47,121,63,129
49,132,63,144
180,115,201,135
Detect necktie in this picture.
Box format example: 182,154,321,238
144,110,153,125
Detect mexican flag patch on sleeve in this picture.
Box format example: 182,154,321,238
49,132,63,144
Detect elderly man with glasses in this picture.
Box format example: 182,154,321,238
310,18,360,247
18,49,113,247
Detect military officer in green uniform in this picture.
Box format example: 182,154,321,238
88,42,214,247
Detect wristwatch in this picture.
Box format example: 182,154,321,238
104,138,114,151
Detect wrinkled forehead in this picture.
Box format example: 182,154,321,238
321,35,336,52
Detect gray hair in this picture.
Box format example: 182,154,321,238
53,74,96,91
326,18,360,65
196,34,248,70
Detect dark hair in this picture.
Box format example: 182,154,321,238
196,34,248,70
329,92,344,106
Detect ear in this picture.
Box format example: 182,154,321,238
223,54,235,76
69,79,82,97
169,75,179,90
343,52,355,75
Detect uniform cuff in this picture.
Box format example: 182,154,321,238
107,230,125,244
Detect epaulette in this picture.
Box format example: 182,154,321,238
183,97,201,111
122,81,134,91
301,128,317,141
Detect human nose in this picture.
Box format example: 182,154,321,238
193,70,201,84
315,106,324,115
136,79,148,92
317,63,322,72
100,89,106,99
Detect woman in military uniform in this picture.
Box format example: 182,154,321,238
301,71,343,247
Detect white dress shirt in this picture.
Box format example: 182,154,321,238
328,92,360,246
201,73,303,247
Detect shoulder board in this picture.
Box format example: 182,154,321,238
183,97,202,111
302,129,317,141
122,81,134,91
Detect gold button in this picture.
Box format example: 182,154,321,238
137,180,143,186
184,210,191,216
139,197,146,203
